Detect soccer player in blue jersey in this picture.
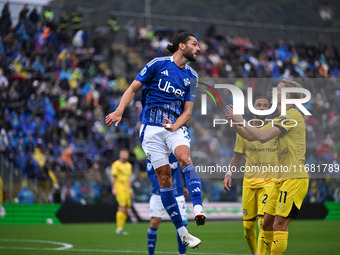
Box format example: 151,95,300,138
106,32,204,248
147,154,188,255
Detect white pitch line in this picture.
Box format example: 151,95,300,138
68,249,248,255
0,247,248,255
0,239,73,250
0,239,248,255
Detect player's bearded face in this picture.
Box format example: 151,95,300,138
183,47,197,62
183,37,199,62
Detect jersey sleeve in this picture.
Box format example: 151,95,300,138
185,71,198,102
274,109,301,133
111,161,118,176
135,58,158,84
234,134,245,155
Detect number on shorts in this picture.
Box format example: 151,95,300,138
262,194,268,204
279,191,287,203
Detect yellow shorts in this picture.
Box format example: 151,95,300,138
264,178,309,218
115,191,131,207
242,186,273,220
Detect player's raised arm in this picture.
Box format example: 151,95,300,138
232,124,257,141
243,122,282,143
226,105,256,141
105,80,143,127
227,104,282,143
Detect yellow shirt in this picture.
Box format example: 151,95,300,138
111,160,132,191
234,123,277,188
273,107,308,179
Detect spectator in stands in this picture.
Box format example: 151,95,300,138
18,4,29,25
71,11,82,35
59,9,69,31
0,129,8,154
29,8,40,25
0,68,8,88
0,3,11,35
17,181,35,204
124,19,136,46
43,8,54,27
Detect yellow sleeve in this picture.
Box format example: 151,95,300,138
274,108,301,133
234,134,245,155
111,161,119,176
48,170,58,187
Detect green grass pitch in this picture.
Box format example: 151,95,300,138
0,220,339,255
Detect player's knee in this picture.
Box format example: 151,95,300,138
158,173,172,187
262,219,273,231
273,218,289,231
176,153,191,168
119,206,128,214
150,217,161,228
273,220,283,231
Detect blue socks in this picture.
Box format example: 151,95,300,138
148,225,187,255
159,187,184,229
182,164,202,207
147,227,157,255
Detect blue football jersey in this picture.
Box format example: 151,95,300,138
135,56,198,126
147,154,184,197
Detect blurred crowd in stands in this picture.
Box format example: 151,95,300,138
0,3,339,205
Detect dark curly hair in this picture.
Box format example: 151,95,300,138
167,32,196,53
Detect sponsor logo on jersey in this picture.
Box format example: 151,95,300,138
158,79,185,97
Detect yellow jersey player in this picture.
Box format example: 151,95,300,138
111,148,133,235
224,97,276,255
227,79,309,255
